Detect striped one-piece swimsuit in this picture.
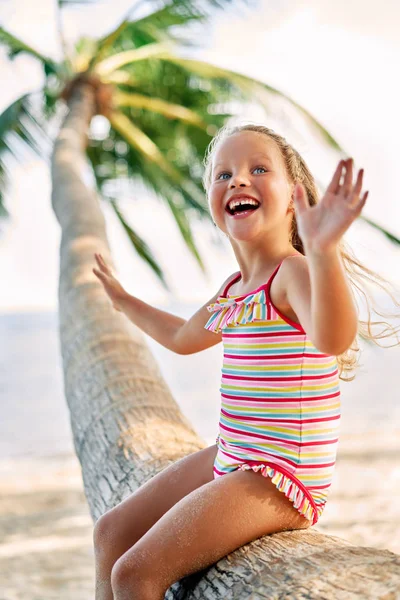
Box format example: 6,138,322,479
204,257,341,526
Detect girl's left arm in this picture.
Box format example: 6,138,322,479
286,157,368,355
285,251,358,355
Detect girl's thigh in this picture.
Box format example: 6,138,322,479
94,442,218,555
111,468,312,596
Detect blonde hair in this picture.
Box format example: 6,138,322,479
202,123,400,382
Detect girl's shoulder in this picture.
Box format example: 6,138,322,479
225,253,306,298
276,254,307,326
219,271,241,297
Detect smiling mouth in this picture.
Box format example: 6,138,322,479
226,202,261,216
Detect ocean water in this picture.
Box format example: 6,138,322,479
1,302,400,460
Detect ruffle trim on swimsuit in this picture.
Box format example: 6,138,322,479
237,463,317,525
204,289,268,334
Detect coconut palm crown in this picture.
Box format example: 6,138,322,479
1,0,398,289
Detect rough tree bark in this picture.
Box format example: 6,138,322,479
50,81,400,599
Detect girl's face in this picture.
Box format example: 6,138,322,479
208,130,294,242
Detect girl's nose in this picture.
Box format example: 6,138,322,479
229,176,250,187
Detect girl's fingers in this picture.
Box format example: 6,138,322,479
292,183,308,213
341,158,353,196
349,169,364,207
342,167,364,208
326,160,345,195
93,266,106,279
95,253,111,274
358,190,369,209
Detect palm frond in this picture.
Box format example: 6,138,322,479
87,118,209,276
0,93,52,217
158,55,343,151
108,111,208,213
88,0,255,70
98,46,342,170
87,137,207,278
0,159,10,219
109,198,172,290
0,27,60,76
161,184,207,273
101,71,139,86
94,0,207,56
95,45,340,153
94,42,177,76
134,159,207,274
359,216,400,245
114,91,208,129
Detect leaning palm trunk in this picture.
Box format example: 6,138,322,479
51,83,400,599
51,82,203,516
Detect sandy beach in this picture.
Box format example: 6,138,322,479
1,430,399,600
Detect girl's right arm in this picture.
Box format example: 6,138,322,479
172,273,237,355
93,252,236,355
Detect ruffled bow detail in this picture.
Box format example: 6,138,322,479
204,289,268,333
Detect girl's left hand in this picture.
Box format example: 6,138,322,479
293,158,369,255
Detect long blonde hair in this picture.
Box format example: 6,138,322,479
202,123,400,382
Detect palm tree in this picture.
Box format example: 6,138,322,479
1,1,398,597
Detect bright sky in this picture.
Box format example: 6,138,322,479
0,0,400,312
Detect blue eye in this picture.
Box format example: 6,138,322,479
216,166,267,180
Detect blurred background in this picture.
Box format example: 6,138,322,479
1,0,400,598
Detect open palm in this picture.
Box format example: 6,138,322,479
293,158,369,255
93,253,127,312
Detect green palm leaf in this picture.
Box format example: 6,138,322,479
88,0,205,69
0,26,60,76
108,111,209,213
0,94,52,216
109,198,172,290
359,216,400,245
94,42,177,77
90,0,255,68
142,54,342,151
114,91,208,128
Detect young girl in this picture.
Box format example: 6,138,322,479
91,123,377,600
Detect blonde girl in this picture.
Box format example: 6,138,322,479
92,123,399,600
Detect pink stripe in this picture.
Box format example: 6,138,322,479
222,377,338,389
220,398,338,410
219,422,339,447
221,391,341,402
223,330,305,339
223,352,332,360
222,371,338,382
220,408,341,426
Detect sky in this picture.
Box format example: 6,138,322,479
0,0,400,312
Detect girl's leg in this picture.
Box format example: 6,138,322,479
110,468,311,600
93,442,218,600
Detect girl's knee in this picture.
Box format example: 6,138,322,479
93,509,118,552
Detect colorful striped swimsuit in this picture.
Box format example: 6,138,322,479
204,257,341,526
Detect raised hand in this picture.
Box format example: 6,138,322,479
92,253,128,312
293,158,369,255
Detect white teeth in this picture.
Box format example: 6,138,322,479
228,198,260,211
